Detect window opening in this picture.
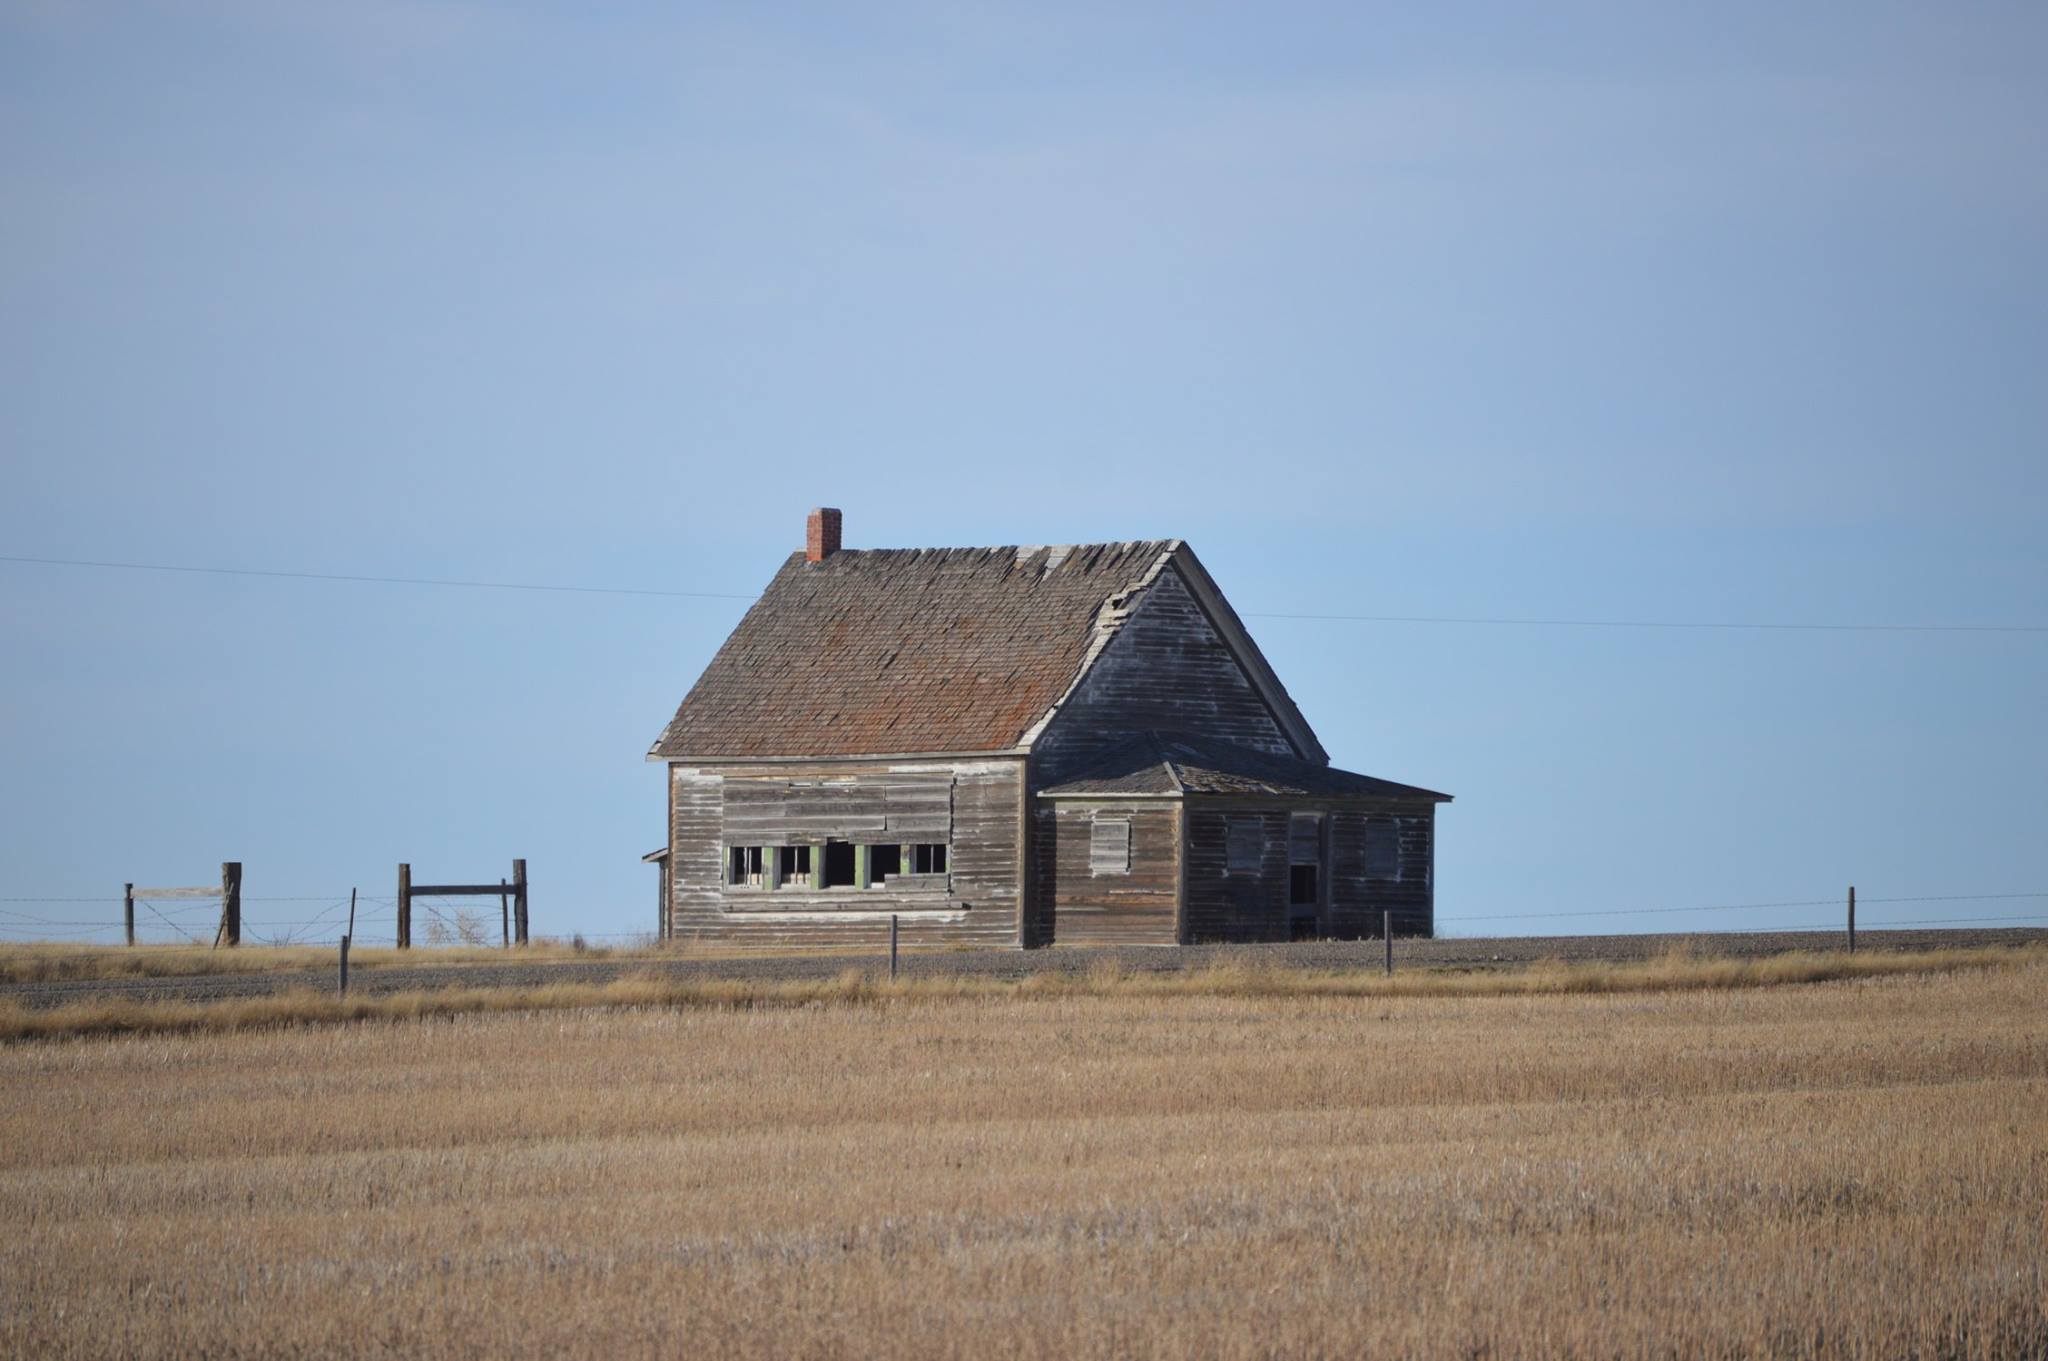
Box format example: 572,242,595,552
912,843,949,874
1289,864,1319,906
778,845,811,884
822,840,858,889
727,846,764,888
869,844,903,884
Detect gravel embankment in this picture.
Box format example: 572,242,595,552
3,928,2040,1010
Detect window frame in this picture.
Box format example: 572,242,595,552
1089,817,1132,876
1224,816,1264,874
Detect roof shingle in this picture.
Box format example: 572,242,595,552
649,543,1178,759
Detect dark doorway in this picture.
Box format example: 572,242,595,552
823,840,857,888
1289,864,1319,906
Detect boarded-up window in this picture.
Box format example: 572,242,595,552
1289,814,1322,865
1364,821,1400,880
1090,817,1130,875
1225,817,1263,872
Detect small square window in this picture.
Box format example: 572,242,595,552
778,845,811,883
913,843,949,874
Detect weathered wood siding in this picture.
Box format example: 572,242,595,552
1034,566,1299,785
1034,802,1180,946
1184,799,1436,942
667,758,1024,949
1184,806,1291,943
1328,804,1436,938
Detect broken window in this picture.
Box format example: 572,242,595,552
869,844,903,884
1288,813,1321,905
1225,817,1263,873
822,840,857,888
778,845,811,884
727,846,765,888
912,843,948,874
1090,818,1130,875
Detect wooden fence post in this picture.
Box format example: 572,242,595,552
890,914,899,980
338,935,350,997
1847,885,1856,954
500,879,509,947
221,862,241,948
124,883,135,947
1383,909,1393,977
512,859,528,945
397,863,411,949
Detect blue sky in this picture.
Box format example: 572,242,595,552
3,1,2043,944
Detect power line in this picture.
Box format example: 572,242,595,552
1437,890,2048,926
0,555,755,602
1243,609,2048,635
5,552,2041,635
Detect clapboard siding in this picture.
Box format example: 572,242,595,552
1034,566,1299,785
667,759,1023,949
1184,799,1437,942
1036,803,1180,947
1184,807,1289,942
1327,804,1436,938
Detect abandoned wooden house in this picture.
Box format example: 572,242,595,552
646,508,1450,949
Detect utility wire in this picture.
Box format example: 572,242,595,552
5,552,2041,635
0,555,755,602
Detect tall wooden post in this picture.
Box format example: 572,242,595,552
338,935,350,997
124,883,135,947
1847,885,1856,954
1383,909,1393,977
512,859,528,945
500,879,510,947
889,913,899,980
221,862,242,948
397,863,412,949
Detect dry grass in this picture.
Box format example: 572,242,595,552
1,955,2043,1357
0,939,666,984
0,943,2035,1044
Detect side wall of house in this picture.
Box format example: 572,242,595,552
1183,800,1436,942
668,757,1025,949
1327,803,1436,938
1032,565,1301,786
1032,801,1180,947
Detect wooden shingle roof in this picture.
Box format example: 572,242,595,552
1039,732,1452,801
649,542,1182,760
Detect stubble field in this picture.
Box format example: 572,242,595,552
1,957,2043,1358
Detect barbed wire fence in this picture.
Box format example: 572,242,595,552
0,889,2042,950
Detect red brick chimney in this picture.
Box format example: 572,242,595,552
806,507,842,562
